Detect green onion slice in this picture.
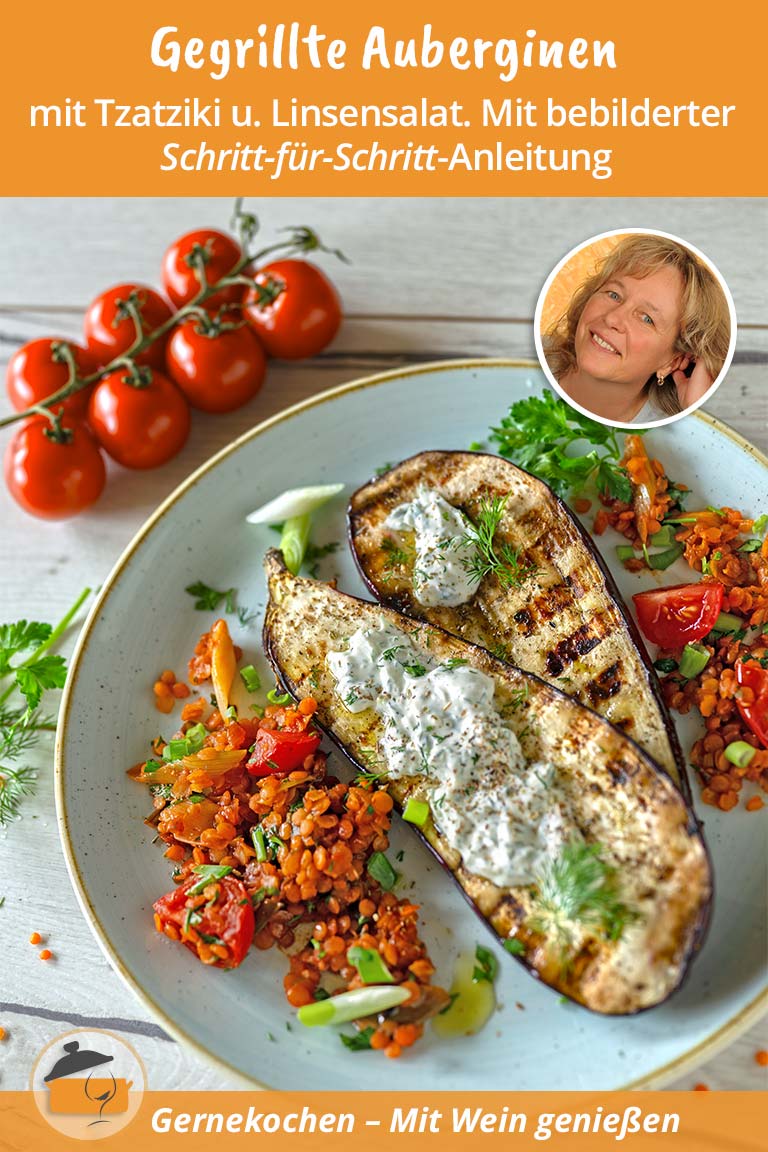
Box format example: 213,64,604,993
297,984,410,1027
724,741,757,769
251,826,267,863
678,642,711,680
713,611,746,634
503,938,526,956
402,798,430,827
367,851,398,891
188,864,232,895
615,545,636,563
648,525,677,548
240,665,261,693
267,688,293,706
246,484,345,525
647,543,685,571
347,945,394,985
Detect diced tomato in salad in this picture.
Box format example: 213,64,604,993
153,875,254,969
736,662,768,749
632,583,724,649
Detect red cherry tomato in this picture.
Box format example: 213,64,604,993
88,367,190,469
6,338,98,420
153,875,254,969
165,320,266,413
83,283,173,369
4,416,106,519
736,662,768,749
244,260,341,360
246,728,321,777
633,583,724,649
162,229,244,312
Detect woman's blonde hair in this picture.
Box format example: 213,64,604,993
544,235,731,416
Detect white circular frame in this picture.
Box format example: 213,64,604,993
533,227,738,430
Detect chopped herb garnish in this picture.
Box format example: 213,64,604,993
143,759,163,774
528,842,638,959
653,658,679,674
185,581,236,613
188,864,232,895
753,514,768,536
738,539,763,553
240,665,261,693
461,496,539,589
314,986,330,1001
186,792,208,804
340,1027,375,1051
441,658,468,670
251,826,267,862
367,851,398,890
472,944,498,984
402,661,428,678
503,938,526,956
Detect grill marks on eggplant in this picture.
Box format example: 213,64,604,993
348,451,685,791
263,552,711,1016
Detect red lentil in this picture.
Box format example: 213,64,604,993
39,949,53,961
29,931,42,945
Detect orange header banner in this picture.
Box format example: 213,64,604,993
1,0,764,195
3,1090,768,1150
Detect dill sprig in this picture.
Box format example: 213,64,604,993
528,841,638,959
461,496,539,589
0,764,38,824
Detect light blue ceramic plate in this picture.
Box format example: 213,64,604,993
56,361,768,1090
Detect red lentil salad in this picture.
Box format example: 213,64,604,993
594,434,768,812
130,618,449,1058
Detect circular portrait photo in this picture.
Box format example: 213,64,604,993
535,229,736,428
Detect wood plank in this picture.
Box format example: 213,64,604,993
1,198,765,321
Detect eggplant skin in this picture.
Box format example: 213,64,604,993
348,450,687,796
263,550,712,1016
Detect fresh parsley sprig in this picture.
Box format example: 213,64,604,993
490,392,633,503
0,588,91,824
461,496,539,588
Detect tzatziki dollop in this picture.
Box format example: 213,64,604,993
385,487,478,607
326,622,570,887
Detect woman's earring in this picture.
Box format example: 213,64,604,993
656,371,666,386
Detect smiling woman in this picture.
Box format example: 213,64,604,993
539,232,733,426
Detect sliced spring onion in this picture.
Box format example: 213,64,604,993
281,514,312,576
678,643,711,680
246,483,345,525
297,984,410,1027
402,798,430,827
347,945,394,984
143,759,162,775
267,688,293,706
367,851,398,891
615,545,636,562
647,543,685,570
724,742,757,769
503,938,525,956
251,826,267,863
713,611,745,634
738,539,762,554
188,864,232,895
648,525,677,548
240,665,261,693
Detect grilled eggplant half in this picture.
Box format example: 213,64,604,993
348,450,687,793
263,550,711,1015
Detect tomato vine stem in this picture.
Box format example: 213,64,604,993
0,211,341,432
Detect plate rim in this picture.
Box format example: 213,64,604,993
54,357,768,1091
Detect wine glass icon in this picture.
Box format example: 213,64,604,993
84,1068,118,1126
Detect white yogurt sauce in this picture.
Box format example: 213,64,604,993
385,487,478,607
326,622,571,887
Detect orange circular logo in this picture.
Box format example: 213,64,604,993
30,1028,146,1140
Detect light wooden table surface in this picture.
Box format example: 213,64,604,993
0,198,766,1092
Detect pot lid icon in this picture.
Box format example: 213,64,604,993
44,1041,114,1082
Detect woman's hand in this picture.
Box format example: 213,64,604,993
672,357,715,410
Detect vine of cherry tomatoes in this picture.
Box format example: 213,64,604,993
3,211,344,519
